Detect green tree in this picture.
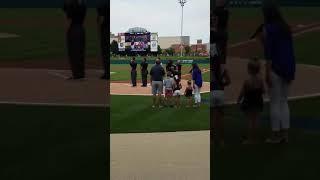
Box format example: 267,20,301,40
166,48,174,56
110,40,118,55
184,45,191,56
157,45,162,55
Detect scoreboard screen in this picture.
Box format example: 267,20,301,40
125,33,150,52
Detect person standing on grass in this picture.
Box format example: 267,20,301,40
212,59,231,147
185,80,193,108
166,59,175,74
211,0,230,148
163,71,175,107
97,0,108,80
192,62,203,108
238,58,265,144
130,57,137,87
63,0,87,80
150,58,166,108
173,76,183,108
140,57,148,87
175,60,182,80
260,2,296,144
212,0,229,67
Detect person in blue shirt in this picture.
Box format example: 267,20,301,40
192,62,203,108
259,2,296,144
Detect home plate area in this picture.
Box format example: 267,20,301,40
111,80,210,96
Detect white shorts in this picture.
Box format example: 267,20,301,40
173,90,183,96
212,90,225,108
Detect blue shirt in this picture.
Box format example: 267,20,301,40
264,23,296,81
192,68,203,88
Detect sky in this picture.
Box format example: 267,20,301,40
110,0,210,44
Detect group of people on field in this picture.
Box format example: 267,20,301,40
212,0,296,146
130,57,203,109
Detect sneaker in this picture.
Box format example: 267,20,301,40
265,137,282,144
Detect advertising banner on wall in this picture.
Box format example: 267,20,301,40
150,41,158,52
150,33,158,52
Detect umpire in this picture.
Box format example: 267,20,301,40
97,0,108,79
130,57,137,87
63,0,87,80
140,57,148,87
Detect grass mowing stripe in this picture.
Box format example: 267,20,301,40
214,97,320,180
110,95,210,133
0,104,107,180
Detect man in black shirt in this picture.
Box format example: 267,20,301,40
211,0,231,148
166,60,174,73
140,57,148,87
175,60,182,79
212,0,229,65
97,0,108,79
63,0,87,80
150,58,166,108
130,57,137,87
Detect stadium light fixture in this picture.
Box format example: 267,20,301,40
178,0,187,57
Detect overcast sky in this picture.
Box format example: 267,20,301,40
110,0,210,44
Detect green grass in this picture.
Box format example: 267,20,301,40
110,94,210,133
228,7,320,44
250,30,320,65
0,104,107,180
0,8,99,61
214,97,320,180
294,31,320,66
110,64,210,82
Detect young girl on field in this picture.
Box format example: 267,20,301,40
173,76,183,108
164,71,175,107
238,57,265,144
185,80,193,108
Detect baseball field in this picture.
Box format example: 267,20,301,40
0,8,108,180
1,5,320,179
212,6,320,180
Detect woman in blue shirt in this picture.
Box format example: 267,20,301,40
261,3,296,143
192,63,203,108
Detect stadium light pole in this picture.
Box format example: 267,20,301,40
178,0,187,57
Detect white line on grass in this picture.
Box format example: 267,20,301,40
224,93,320,105
229,23,320,48
47,71,69,79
